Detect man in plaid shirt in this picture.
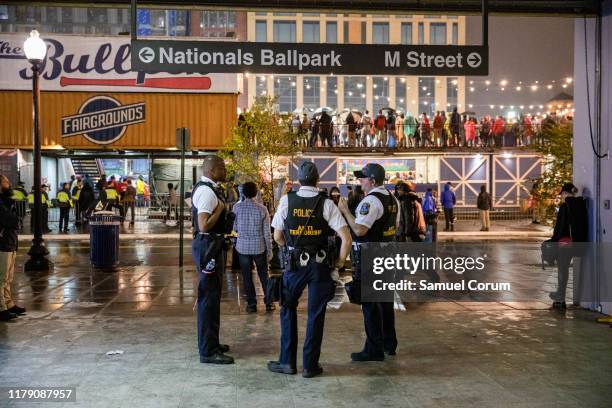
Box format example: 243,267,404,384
233,182,275,313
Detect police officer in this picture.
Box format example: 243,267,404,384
191,155,234,364
268,162,352,378
102,181,124,219
28,184,52,233
56,182,72,233
72,179,82,226
338,163,399,361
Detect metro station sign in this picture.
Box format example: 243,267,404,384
131,40,488,76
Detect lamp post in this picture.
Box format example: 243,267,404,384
23,30,51,272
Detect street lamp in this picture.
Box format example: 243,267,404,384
23,30,51,272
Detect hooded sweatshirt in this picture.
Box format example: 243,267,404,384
440,184,456,209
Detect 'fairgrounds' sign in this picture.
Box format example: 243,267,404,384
0,34,239,93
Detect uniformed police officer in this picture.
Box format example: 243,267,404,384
268,161,352,378
338,163,400,361
11,181,27,226
191,155,234,364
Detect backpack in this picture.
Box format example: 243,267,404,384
399,197,422,242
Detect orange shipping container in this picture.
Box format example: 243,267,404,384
0,91,237,150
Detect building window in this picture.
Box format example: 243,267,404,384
372,76,389,114
418,77,436,118
326,22,337,43
255,20,267,42
343,21,349,43
430,22,447,45
396,78,407,113
372,22,389,44
256,76,268,97
303,77,320,110
344,76,366,112
303,21,320,43
400,23,412,45
452,22,458,45
326,76,338,109
273,21,296,42
418,22,424,44
273,13,296,16
274,76,297,112
447,77,458,111
361,21,367,44
200,11,236,38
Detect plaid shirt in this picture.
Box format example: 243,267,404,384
232,198,272,256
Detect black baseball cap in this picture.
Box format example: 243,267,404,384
298,161,319,182
354,163,386,183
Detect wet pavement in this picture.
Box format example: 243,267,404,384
1,240,611,407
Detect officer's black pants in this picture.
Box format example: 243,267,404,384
279,261,334,370
193,238,225,357
59,207,70,231
361,301,397,357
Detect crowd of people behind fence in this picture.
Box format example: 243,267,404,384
291,107,571,149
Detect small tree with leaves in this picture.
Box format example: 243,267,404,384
535,123,573,224
221,96,298,208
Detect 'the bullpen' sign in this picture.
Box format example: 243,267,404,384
61,96,145,145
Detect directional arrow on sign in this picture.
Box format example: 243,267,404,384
138,47,155,64
467,52,482,68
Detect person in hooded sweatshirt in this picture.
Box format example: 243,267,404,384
440,182,456,232
422,188,438,242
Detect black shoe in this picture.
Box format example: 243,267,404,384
0,310,18,321
267,361,297,375
385,350,396,356
200,352,234,364
8,305,26,315
351,351,384,362
551,301,567,310
217,344,230,353
246,305,257,313
302,365,324,378
265,304,276,312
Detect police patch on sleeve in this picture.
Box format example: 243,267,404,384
359,202,370,215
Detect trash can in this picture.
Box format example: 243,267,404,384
89,211,121,268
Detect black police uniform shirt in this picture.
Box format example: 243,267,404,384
271,186,347,245
354,186,400,242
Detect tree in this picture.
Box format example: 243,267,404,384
220,96,298,208
535,123,573,223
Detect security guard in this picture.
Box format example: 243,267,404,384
338,163,399,361
268,162,352,378
11,181,27,225
72,180,82,226
56,183,73,233
102,181,124,219
191,155,235,364
28,184,52,233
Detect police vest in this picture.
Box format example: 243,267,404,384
57,191,73,207
72,187,81,200
28,193,48,206
355,191,398,243
192,181,228,235
11,188,26,201
106,188,119,201
284,192,332,249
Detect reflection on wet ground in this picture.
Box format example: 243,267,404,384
1,240,611,408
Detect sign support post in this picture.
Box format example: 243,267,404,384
176,128,190,268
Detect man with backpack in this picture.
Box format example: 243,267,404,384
396,182,426,242
548,182,588,310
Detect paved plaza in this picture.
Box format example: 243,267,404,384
1,239,611,407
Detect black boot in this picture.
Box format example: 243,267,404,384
0,310,18,321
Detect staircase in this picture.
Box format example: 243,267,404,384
71,158,103,183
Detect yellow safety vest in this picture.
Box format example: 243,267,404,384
73,188,81,200
11,189,26,201
106,188,119,201
28,193,50,206
136,179,145,195
57,191,73,207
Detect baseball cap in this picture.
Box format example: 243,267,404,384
298,161,319,182
354,163,386,183
559,182,577,194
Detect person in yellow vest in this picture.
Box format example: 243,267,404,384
72,179,83,226
11,181,27,226
136,175,145,207
28,184,52,233
56,183,73,233
102,181,124,220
